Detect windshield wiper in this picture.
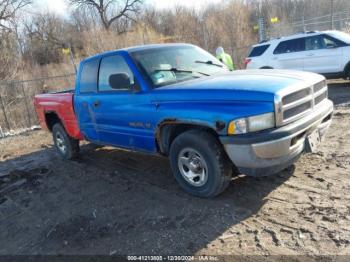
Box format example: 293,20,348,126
195,60,223,68
153,68,210,76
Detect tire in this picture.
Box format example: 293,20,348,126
344,63,350,80
52,123,80,160
260,66,273,69
169,130,233,198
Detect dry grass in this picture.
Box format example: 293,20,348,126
0,27,164,132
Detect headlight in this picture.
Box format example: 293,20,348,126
228,112,275,135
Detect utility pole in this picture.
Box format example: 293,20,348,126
331,0,334,30
257,0,266,42
199,17,209,51
302,4,306,32
258,18,266,42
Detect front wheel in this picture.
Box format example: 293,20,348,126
52,123,80,160
169,130,233,198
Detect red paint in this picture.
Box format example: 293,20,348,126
34,92,84,140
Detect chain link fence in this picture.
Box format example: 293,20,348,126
0,74,75,137
268,11,350,39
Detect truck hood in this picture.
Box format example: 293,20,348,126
152,70,324,103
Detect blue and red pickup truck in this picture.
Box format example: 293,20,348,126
34,44,333,197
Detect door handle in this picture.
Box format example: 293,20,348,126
307,53,315,57
93,100,100,107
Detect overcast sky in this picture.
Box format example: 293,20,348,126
33,0,222,16
33,0,68,16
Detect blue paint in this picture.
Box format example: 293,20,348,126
74,44,302,153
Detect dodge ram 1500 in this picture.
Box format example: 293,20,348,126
34,44,333,197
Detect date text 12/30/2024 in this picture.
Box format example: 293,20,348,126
127,255,219,261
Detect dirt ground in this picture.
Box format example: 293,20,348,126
0,81,349,257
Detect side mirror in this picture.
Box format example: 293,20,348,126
109,73,131,90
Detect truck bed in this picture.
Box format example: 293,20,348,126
34,92,83,140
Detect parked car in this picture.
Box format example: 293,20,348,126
245,30,350,79
34,44,333,197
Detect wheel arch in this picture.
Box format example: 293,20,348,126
156,120,220,156
343,61,350,78
44,111,62,132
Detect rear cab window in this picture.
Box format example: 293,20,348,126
273,38,305,54
79,59,100,93
248,44,270,57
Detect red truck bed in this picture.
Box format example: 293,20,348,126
34,91,83,140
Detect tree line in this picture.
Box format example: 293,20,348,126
1,0,350,81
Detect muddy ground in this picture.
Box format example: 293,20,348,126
0,81,349,257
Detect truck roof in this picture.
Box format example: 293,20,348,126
122,43,194,52
82,43,194,63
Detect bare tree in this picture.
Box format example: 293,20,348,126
0,0,31,31
23,12,80,65
0,0,30,81
0,32,19,80
69,0,143,31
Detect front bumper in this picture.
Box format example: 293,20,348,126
220,100,333,177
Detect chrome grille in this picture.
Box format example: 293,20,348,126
283,101,312,120
315,91,327,105
313,80,326,93
275,80,328,126
282,88,311,105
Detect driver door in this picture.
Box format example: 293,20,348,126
92,54,155,152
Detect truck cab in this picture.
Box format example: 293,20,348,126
34,44,333,197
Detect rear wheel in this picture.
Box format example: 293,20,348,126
169,130,233,198
343,63,350,80
52,123,80,160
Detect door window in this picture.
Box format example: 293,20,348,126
324,37,336,48
322,35,343,48
305,36,326,50
98,55,135,92
273,38,305,54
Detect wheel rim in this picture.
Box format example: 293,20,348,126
55,132,66,154
177,148,208,187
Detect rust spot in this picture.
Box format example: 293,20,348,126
155,119,178,154
215,121,226,131
159,118,178,125
156,119,177,135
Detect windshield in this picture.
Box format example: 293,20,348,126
327,31,350,44
130,45,229,88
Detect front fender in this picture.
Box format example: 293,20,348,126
154,100,274,136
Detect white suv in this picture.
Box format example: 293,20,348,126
245,30,350,79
